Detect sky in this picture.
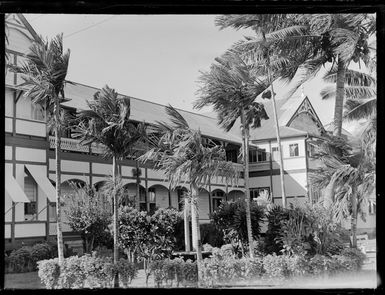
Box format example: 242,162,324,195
23,14,366,132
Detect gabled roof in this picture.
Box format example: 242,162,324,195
248,97,308,141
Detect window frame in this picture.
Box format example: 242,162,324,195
24,171,38,221
289,143,299,157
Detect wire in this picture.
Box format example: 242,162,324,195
64,15,117,39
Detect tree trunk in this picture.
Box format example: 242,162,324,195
112,156,119,287
135,161,141,210
334,56,346,137
184,196,191,252
55,97,64,264
240,110,254,258
190,183,202,285
351,193,358,248
267,65,287,209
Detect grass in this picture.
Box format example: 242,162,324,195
4,271,45,289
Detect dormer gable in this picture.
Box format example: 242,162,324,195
285,96,325,136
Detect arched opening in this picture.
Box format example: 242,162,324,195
211,189,225,212
123,183,146,211
227,189,245,202
148,184,169,214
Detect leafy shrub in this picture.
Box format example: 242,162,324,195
200,223,224,248
212,200,264,251
200,255,264,287
38,258,61,289
264,206,290,254
262,254,299,280
37,254,137,289
149,258,197,287
7,246,34,273
31,243,53,269
340,248,366,270
116,258,138,287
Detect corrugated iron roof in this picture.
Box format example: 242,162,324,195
62,81,309,144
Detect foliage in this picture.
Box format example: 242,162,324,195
340,247,366,269
264,205,290,254
118,207,182,261
37,254,137,289
7,247,34,273
199,255,264,287
200,223,225,248
149,258,198,287
212,199,264,252
264,203,348,256
64,183,112,253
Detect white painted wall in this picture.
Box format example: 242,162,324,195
5,118,13,133
146,168,167,180
5,224,11,239
5,89,14,117
15,223,45,238
92,163,112,175
5,146,12,161
61,160,89,173
7,25,34,54
249,175,271,189
16,147,46,163
16,119,46,137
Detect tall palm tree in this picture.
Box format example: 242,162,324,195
214,14,316,209
139,105,239,280
195,52,269,257
10,34,70,264
73,85,147,287
309,134,375,248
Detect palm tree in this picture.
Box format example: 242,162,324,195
214,14,316,209
73,85,147,287
309,134,375,248
10,34,70,264
195,52,269,257
139,105,239,279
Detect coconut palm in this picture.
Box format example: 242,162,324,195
214,14,317,210
320,64,376,207
73,85,147,287
195,51,269,257
10,34,70,264
139,105,239,280
309,134,375,248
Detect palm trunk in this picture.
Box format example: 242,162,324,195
334,56,346,137
184,196,191,252
351,193,358,248
190,183,202,285
135,161,141,210
55,97,64,264
112,156,120,287
267,65,287,209
240,110,254,258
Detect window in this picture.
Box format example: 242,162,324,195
211,190,225,212
24,172,37,221
289,144,299,157
249,149,267,163
272,147,279,161
250,187,270,201
149,188,156,214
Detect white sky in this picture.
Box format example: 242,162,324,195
23,13,369,132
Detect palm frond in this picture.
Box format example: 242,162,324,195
344,98,376,121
